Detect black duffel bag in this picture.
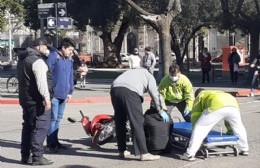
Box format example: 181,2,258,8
144,108,173,155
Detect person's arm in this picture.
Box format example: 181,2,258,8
151,53,156,67
182,77,194,111
67,61,74,101
128,56,133,69
250,58,258,68
158,76,169,100
32,59,51,111
47,52,57,73
208,53,212,61
190,97,202,128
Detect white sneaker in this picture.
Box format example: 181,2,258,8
250,92,254,97
119,150,131,158
140,153,160,161
239,151,249,156
181,153,195,161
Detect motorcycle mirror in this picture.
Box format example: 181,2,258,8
67,117,77,123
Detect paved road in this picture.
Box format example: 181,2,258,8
1,90,260,168
1,68,259,167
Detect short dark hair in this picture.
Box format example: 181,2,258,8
195,88,205,97
145,46,151,51
59,37,75,49
32,38,48,47
169,64,180,74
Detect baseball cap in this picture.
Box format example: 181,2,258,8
32,38,48,46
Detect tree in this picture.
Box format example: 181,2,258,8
22,0,138,67
123,0,181,76
220,0,260,61
0,0,24,30
170,0,221,70
64,0,140,67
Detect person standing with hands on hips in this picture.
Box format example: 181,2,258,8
159,64,194,122
142,46,156,75
46,38,75,152
17,38,54,165
110,63,169,161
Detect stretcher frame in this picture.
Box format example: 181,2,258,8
172,122,239,158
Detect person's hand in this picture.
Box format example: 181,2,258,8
183,109,190,116
159,110,170,123
66,95,72,103
250,63,255,68
44,99,51,111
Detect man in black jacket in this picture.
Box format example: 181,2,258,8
17,38,54,166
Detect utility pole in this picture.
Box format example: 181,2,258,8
40,0,44,38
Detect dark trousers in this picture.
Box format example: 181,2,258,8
229,65,238,84
250,70,259,92
202,68,210,83
21,104,51,161
110,87,148,155
165,100,191,122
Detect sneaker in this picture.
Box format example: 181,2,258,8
57,142,68,150
46,146,59,153
21,156,32,164
140,153,160,161
32,157,54,166
239,151,249,156
119,150,131,158
181,153,195,161
250,92,254,97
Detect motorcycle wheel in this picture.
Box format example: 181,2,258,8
93,120,115,145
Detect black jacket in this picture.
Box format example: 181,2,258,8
17,47,53,106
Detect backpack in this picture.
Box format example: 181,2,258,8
144,108,173,155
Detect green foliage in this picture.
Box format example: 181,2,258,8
0,0,24,30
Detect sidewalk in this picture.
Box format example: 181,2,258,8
0,68,259,105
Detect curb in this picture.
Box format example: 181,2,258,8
0,97,152,105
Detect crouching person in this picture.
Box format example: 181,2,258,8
181,88,249,161
110,66,169,161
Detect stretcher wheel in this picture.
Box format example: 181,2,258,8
233,147,239,156
203,149,209,158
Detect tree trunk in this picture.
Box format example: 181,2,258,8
101,32,118,68
249,29,260,62
160,28,172,76
246,29,260,85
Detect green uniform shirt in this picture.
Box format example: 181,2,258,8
191,90,239,127
159,74,194,111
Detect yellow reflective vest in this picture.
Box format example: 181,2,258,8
191,90,239,127
159,74,194,111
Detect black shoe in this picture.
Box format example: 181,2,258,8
46,145,59,153
32,157,54,166
21,156,32,165
57,142,68,149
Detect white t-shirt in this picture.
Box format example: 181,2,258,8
128,55,142,69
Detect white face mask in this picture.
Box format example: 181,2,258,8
170,75,179,82
44,49,50,56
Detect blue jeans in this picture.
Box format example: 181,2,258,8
47,97,66,147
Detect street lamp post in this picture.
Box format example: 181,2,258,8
6,11,13,63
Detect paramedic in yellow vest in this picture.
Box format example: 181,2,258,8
182,88,249,161
159,64,194,122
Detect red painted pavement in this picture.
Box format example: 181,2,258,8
0,96,152,105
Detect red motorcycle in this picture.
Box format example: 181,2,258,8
68,110,116,145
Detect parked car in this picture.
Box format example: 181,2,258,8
120,53,131,62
